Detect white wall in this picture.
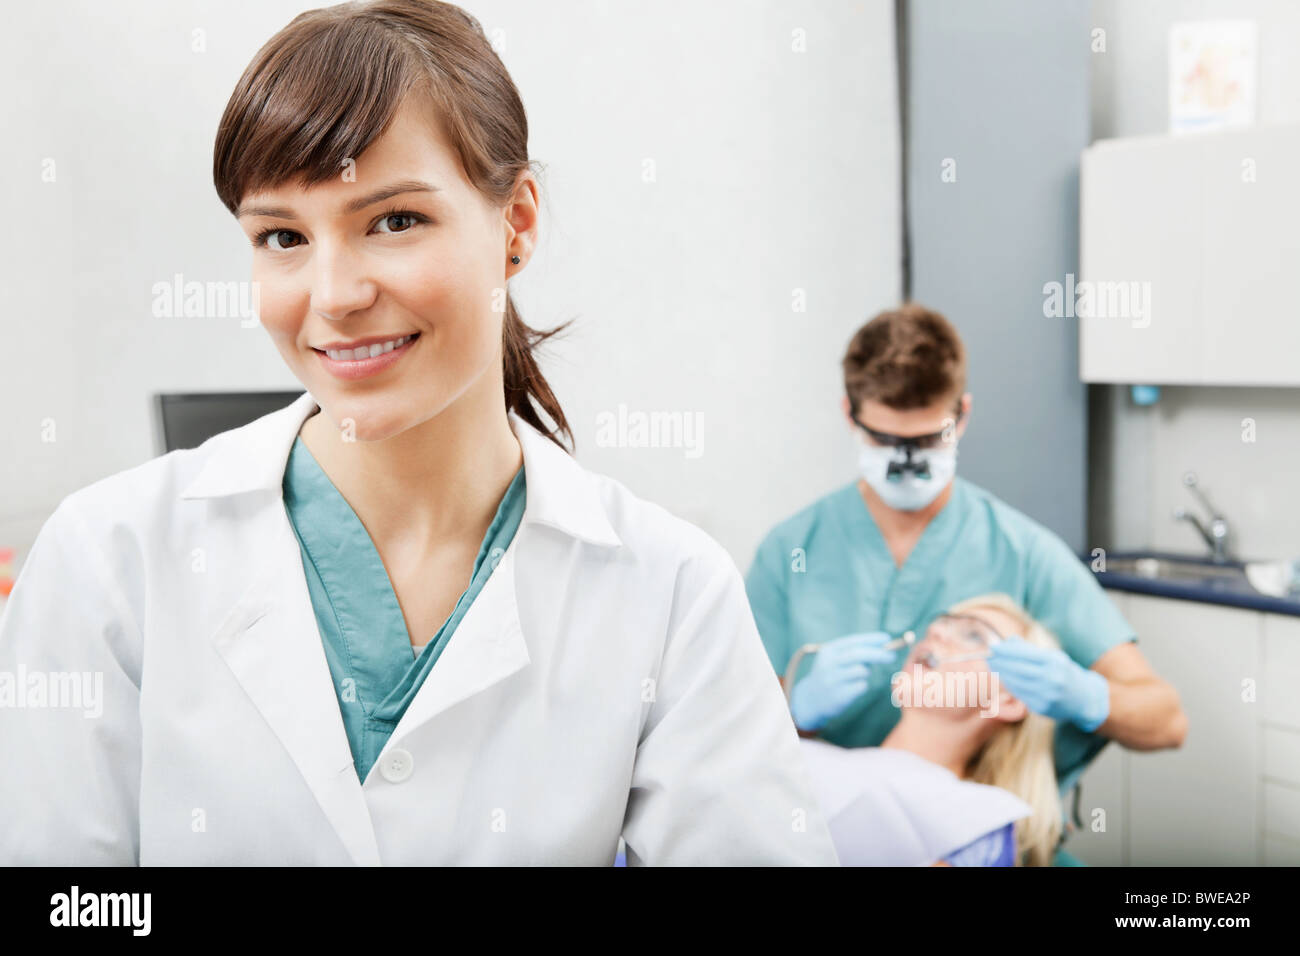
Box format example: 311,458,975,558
0,0,901,571
1088,0,1300,561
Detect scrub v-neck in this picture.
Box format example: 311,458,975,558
842,480,966,637
281,434,526,783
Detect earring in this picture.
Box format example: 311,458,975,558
510,255,520,264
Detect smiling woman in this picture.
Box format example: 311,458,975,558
0,0,839,867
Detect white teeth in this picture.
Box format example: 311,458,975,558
325,334,414,361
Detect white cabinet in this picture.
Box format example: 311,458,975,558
1261,616,1300,864
1262,615,1300,731
1079,124,1300,385
1123,597,1259,865
1066,592,1300,866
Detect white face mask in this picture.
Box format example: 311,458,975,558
858,441,958,511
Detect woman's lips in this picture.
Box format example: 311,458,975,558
313,332,420,381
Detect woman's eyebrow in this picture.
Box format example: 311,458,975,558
236,179,441,219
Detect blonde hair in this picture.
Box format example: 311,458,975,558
947,593,1063,867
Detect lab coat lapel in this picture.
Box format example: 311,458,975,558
385,537,529,743
380,410,621,744
185,391,381,864
209,508,383,867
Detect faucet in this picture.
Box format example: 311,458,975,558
1172,471,1233,563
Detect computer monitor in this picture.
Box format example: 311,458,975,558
154,391,305,454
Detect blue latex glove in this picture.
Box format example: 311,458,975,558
986,636,1110,732
789,632,896,732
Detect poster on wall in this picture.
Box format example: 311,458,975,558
1169,20,1258,134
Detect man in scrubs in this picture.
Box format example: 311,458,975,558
745,304,1186,849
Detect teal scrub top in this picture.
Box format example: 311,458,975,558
282,435,526,784
744,477,1135,791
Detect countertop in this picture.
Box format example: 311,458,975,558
1084,551,1300,618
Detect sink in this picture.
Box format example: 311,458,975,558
1103,556,1247,584
1090,552,1300,615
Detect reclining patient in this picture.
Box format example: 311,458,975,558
797,593,1063,866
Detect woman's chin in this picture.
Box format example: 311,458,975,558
310,400,416,444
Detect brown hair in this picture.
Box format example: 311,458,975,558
842,303,966,413
212,0,572,449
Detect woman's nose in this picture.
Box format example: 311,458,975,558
308,243,378,322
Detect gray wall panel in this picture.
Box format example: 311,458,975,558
904,0,1091,550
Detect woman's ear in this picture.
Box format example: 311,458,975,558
993,688,1027,724
503,171,540,274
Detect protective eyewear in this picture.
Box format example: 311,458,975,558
852,407,964,451
916,612,1005,668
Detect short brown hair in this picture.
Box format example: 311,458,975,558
842,303,966,412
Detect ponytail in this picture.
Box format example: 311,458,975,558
502,297,574,451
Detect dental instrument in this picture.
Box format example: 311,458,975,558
783,630,916,702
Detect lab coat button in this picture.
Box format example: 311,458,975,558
380,748,414,783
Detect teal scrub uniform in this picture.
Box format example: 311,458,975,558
282,436,526,783
744,477,1135,792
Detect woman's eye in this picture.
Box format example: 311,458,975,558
255,229,304,250
373,213,420,234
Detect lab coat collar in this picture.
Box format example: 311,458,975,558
508,407,622,549
179,390,622,549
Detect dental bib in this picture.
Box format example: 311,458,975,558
797,738,1032,866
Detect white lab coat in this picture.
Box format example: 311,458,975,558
0,391,838,866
